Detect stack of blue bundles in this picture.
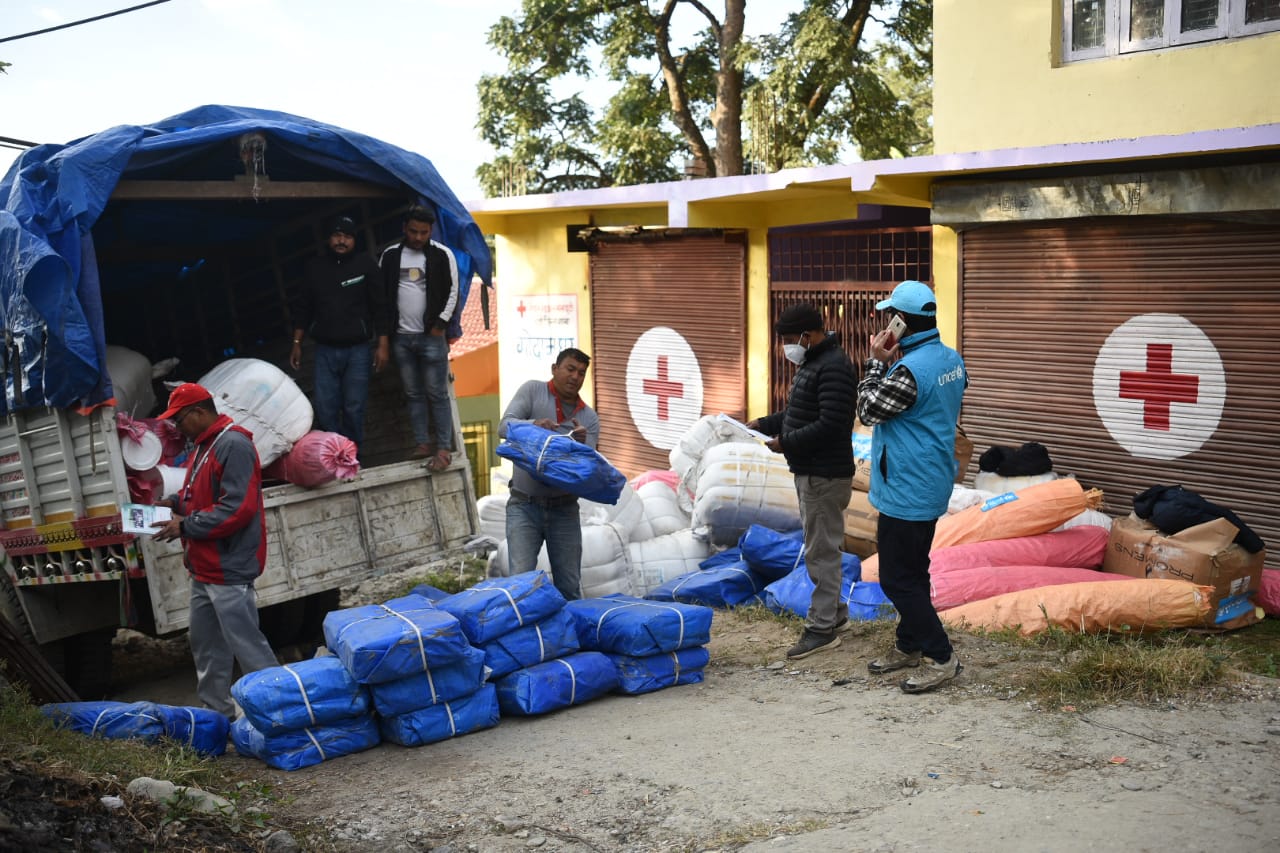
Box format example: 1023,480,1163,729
494,651,619,715
230,656,377,770
644,554,768,609
40,700,229,756
564,595,714,695
442,571,581,679
372,646,499,747
323,594,472,685
761,552,863,619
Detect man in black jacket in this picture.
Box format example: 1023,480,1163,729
749,303,858,660
290,215,389,451
380,205,460,469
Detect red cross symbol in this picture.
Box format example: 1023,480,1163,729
1119,343,1199,431
516,300,527,317
642,355,684,421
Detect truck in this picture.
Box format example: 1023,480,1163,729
0,106,494,699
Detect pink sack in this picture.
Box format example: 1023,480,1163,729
631,469,680,492
931,564,1130,611
860,525,1111,583
264,431,359,488
1258,569,1280,618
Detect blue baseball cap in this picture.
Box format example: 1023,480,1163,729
876,280,937,316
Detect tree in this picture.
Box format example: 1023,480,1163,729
476,1,932,196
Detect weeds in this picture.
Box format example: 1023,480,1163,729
399,555,489,596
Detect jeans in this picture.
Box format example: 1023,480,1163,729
505,492,582,600
876,513,953,662
189,580,278,717
394,333,452,449
313,342,373,448
795,473,853,632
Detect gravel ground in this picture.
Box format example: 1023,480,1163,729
107,565,1280,853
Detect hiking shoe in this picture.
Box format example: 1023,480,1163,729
867,646,922,675
786,629,841,660
900,655,962,694
833,618,854,634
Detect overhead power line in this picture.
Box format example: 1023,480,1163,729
0,0,175,45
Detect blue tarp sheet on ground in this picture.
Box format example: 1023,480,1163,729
564,595,713,656
231,713,380,771
0,104,492,415
762,553,863,619
606,646,711,695
494,651,619,716
40,700,229,756
231,656,371,733
479,608,581,680
737,526,806,581
436,571,566,645
379,683,501,747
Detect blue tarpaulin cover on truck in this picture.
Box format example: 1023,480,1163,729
0,104,492,416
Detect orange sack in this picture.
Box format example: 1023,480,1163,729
860,479,1104,583
939,578,1214,636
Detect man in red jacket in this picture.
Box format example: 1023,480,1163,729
152,383,277,718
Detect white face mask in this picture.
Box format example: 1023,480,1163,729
783,333,808,365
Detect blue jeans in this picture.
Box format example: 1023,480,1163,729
313,342,372,447
394,333,452,449
505,492,582,600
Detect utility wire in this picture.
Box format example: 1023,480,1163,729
0,0,175,45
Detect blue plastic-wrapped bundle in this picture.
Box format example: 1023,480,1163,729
156,705,231,757
738,525,805,581
378,683,501,746
565,595,712,656
496,421,626,504
644,559,768,608
408,583,450,602
479,608,580,680
848,581,896,621
323,594,472,684
368,646,488,717
762,554,863,618
230,714,380,771
232,657,371,733
40,701,164,742
437,571,566,645
607,646,711,695
495,651,619,716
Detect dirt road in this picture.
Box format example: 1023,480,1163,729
115,607,1280,853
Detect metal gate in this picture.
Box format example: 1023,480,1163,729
959,217,1280,569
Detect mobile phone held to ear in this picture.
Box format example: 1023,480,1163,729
885,315,909,347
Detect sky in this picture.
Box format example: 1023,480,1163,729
0,0,545,201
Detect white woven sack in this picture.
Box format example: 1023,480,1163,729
198,358,312,466
627,528,713,595
476,493,509,542
1056,508,1114,532
972,471,1058,495
691,442,800,545
670,414,758,512
580,522,632,598
580,483,644,531
631,480,691,543
106,345,156,419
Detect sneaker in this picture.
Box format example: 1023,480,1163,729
786,628,841,660
867,646,922,675
900,655,962,694
833,618,854,634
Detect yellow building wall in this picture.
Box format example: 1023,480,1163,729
934,0,1280,153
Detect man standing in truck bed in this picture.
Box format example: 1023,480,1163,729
152,383,277,718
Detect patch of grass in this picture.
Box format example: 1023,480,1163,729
725,602,801,628
398,555,488,596
1179,617,1280,678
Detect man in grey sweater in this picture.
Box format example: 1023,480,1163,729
499,348,601,600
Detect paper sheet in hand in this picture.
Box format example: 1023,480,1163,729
123,504,171,535
714,413,771,442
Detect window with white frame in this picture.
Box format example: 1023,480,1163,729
1064,0,1280,61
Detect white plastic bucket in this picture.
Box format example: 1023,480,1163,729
155,464,187,496
121,430,163,471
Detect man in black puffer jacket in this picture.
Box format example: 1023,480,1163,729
749,303,858,660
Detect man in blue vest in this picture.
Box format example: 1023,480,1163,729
857,281,968,693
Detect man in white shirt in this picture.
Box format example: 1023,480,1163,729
379,205,460,469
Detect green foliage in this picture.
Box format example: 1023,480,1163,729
477,0,933,196
0,60,10,75
398,556,489,596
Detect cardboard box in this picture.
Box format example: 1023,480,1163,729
842,490,879,557
1102,514,1265,626
851,421,973,492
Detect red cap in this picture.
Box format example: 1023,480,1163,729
159,383,213,419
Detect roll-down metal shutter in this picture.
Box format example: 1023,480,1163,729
589,234,747,477
960,218,1280,569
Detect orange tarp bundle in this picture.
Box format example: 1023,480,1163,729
939,578,1214,636
860,479,1104,582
